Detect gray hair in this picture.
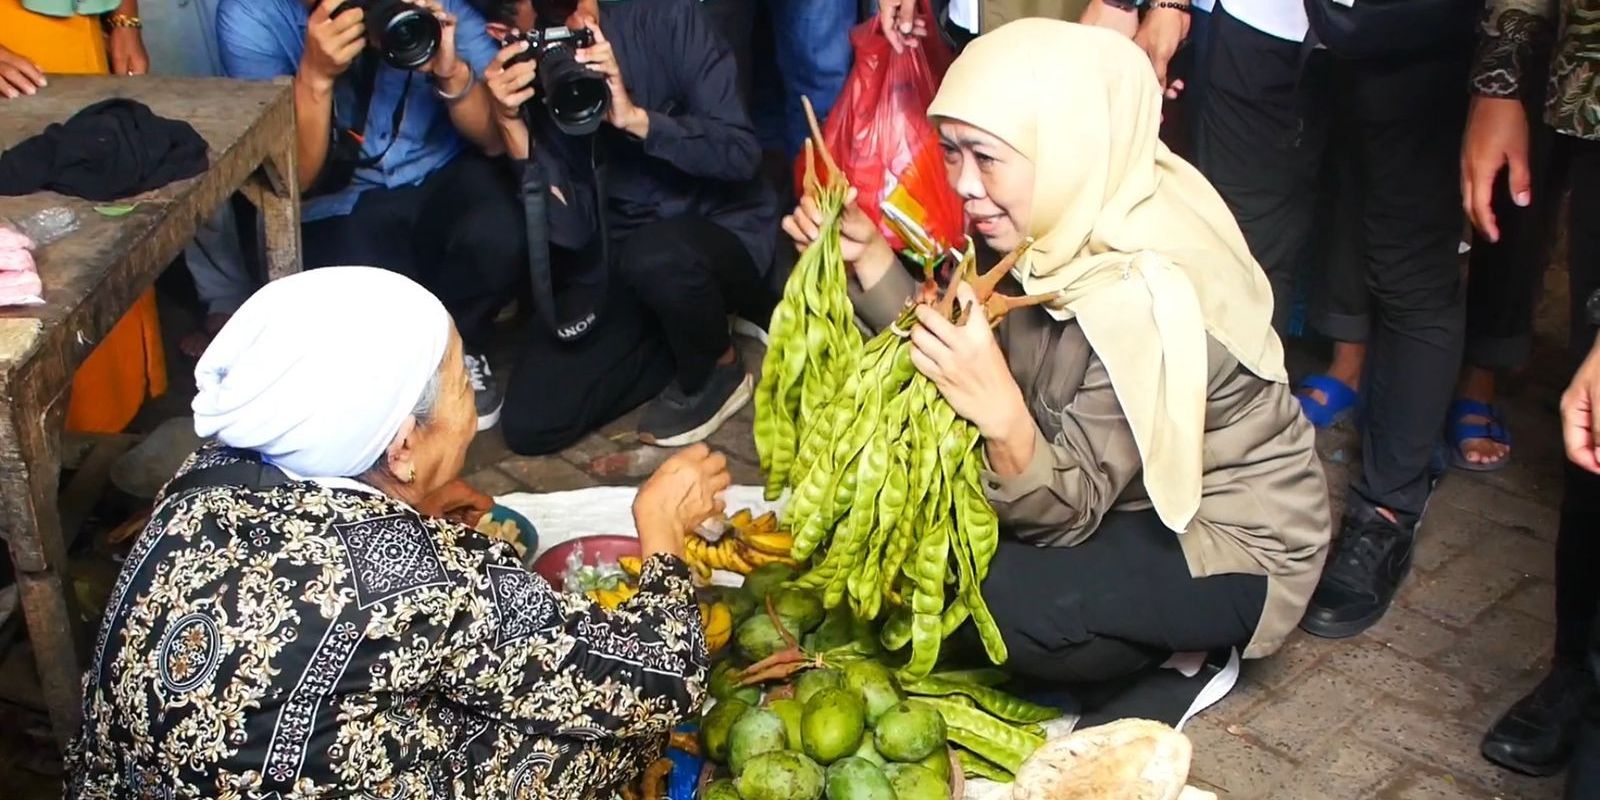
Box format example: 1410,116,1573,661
361,367,442,478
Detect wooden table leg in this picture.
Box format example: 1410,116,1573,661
246,142,302,281
0,393,83,751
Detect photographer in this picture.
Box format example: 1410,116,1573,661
218,0,524,431
473,0,779,454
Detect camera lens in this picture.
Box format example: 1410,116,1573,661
538,45,610,136
368,0,440,70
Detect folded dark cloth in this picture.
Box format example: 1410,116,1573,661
0,98,208,201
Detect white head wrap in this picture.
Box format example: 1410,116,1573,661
192,267,453,479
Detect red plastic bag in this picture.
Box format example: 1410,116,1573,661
796,1,964,258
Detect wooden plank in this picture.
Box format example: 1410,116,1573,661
0,75,299,752
57,435,138,552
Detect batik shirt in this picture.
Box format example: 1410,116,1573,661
66,446,708,799
1473,0,1600,139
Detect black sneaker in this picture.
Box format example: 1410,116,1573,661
464,352,503,432
1299,501,1416,639
638,359,753,447
1482,661,1594,776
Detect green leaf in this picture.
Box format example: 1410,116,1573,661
93,204,139,217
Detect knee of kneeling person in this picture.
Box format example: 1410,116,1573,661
499,399,582,457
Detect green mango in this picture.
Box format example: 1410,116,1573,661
730,708,790,776
771,587,825,634
768,697,805,750
801,688,867,765
884,764,947,800
737,751,825,800
825,757,896,800
737,614,791,663
744,563,798,601
873,703,946,762
842,660,903,725
701,698,751,764
702,778,742,800
794,668,845,705
710,660,761,705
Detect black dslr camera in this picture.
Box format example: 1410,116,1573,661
503,26,610,136
332,0,441,71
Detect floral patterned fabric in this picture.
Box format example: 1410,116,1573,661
66,446,708,799
1473,0,1600,139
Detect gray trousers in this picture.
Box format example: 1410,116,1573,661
1195,4,1469,519
143,0,259,315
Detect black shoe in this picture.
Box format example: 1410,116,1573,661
638,359,753,447
1483,661,1593,777
464,352,503,432
1299,502,1416,639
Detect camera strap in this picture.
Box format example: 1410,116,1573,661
521,132,612,343
305,54,412,198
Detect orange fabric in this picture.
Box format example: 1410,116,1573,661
1,1,169,434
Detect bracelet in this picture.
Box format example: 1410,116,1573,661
1153,1,1192,11
433,66,476,103
105,13,143,29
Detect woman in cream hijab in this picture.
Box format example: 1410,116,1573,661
784,20,1331,681
69,267,731,799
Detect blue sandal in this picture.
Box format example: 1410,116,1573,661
1448,398,1512,473
1296,375,1359,429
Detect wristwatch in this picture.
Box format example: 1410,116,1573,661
1584,288,1600,327
1099,0,1145,11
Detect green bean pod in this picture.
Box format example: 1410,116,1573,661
899,677,1061,724
907,697,1044,773
956,749,1014,783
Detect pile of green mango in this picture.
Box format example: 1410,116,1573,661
700,568,1064,799
702,660,951,800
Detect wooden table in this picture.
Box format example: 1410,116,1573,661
0,75,300,750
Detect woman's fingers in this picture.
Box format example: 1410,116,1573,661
909,346,941,381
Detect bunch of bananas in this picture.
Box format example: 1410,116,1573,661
585,581,638,610
682,509,799,580
699,599,733,654
598,556,733,653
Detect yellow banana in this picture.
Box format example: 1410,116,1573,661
729,509,754,530
722,541,755,574
703,602,732,653
752,511,779,534
742,547,800,569
736,530,796,557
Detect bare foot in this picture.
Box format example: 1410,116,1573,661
179,312,230,359
1298,342,1365,408
1455,367,1509,467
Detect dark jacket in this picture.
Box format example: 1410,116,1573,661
525,0,780,273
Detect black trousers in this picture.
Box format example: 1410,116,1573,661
300,151,525,353
1549,136,1600,800
978,511,1268,684
1196,4,1469,518
500,216,775,455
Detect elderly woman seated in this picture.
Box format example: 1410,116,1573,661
66,267,727,798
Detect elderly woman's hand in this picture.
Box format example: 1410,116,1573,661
634,444,730,561
417,479,494,526
911,282,1037,473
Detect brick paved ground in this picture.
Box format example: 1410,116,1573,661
0,332,1573,798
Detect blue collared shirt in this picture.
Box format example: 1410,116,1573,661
216,0,498,222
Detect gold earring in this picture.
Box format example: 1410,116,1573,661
404,466,416,483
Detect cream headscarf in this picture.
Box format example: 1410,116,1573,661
192,267,452,479
927,19,1286,533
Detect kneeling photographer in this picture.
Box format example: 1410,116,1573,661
218,0,523,431
474,0,779,454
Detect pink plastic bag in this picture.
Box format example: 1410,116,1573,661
796,2,964,259
0,225,43,307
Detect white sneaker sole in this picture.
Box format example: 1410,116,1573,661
477,403,503,432
730,316,770,347
643,372,754,448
